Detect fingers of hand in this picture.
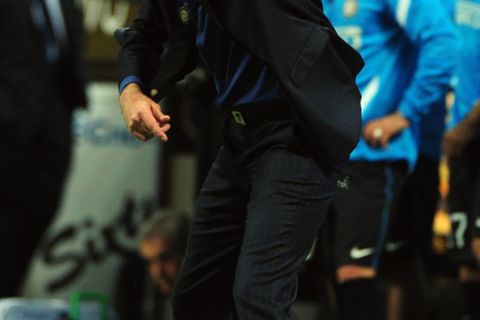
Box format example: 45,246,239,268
132,130,152,142
380,132,390,148
150,124,170,142
151,104,171,125
130,120,153,141
147,105,171,141
162,123,171,132
371,126,391,148
364,124,384,148
372,127,384,147
133,110,170,142
122,99,172,142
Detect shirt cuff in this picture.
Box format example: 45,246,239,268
398,101,419,124
118,76,144,94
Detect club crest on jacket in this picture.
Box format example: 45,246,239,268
178,3,191,24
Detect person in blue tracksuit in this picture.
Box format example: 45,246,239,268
443,0,480,317
382,1,457,318
323,0,458,319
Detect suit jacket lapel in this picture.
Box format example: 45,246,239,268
43,0,68,49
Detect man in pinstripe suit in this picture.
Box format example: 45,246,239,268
117,0,363,318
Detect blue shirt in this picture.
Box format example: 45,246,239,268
450,0,480,127
418,0,457,160
195,6,283,108
119,4,283,109
323,0,458,168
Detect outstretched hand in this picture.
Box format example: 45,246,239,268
119,83,171,142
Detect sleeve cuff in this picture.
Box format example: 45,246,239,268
118,76,144,94
398,102,420,124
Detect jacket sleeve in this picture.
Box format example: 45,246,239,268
385,0,459,123
118,0,199,100
118,0,170,91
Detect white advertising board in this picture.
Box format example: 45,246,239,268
22,82,160,300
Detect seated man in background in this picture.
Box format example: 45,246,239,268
114,211,190,320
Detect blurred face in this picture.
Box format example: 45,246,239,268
139,236,181,295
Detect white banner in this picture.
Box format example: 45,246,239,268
22,82,161,300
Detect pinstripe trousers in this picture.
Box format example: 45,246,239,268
171,114,341,320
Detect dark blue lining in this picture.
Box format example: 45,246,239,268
195,6,283,108
370,165,394,269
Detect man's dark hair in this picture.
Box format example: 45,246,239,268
138,210,191,257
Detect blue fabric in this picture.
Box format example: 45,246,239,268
31,0,59,63
371,166,394,269
324,0,458,168
450,0,480,128
118,75,144,94
418,99,446,160
195,6,283,108
119,5,283,108
418,0,456,159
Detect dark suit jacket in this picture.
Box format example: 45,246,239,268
119,0,364,165
0,0,86,122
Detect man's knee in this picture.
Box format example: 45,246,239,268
232,278,256,311
336,264,376,283
473,237,480,266
232,267,296,310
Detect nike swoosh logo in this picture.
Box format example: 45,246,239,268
350,247,375,259
385,240,408,252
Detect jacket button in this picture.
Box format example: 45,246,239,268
150,89,158,97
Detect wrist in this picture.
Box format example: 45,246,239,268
394,111,410,128
122,82,142,94
120,83,143,102
397,101,418,125
119,84,148,113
